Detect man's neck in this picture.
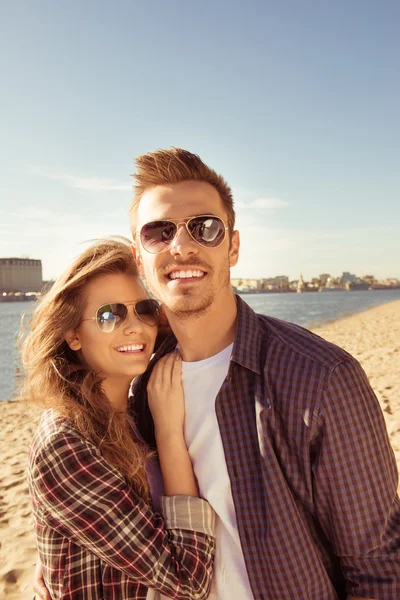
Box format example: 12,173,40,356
165,291,238,362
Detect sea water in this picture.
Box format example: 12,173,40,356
1,289,400,401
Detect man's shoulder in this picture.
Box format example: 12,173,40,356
254,312,353,371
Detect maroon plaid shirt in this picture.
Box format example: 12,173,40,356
28,410,216,599
132,295,400,600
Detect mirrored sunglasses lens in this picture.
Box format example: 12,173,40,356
135,300,160,326
97,304,127,332
140,221,177,253
189,217,225,246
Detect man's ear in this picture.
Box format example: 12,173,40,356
133,245,145,277
229,230,240,267
65,329,82,351
154,305,173,352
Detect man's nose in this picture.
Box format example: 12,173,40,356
169,223,199,258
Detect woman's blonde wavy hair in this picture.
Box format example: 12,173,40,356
19,237,152,502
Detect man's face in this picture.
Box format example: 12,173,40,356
134,180,239,319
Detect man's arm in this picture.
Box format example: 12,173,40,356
312,358,400,599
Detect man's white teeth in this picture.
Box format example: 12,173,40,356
117,344,144,352
170,270,205,280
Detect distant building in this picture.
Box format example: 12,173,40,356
345,279,370,291
297,273,305,293
383,278,400,286
363,274,376,285
272,275,289,287
340,271,356,285
231,278,261,292
0,258,43,293
319,274,331,285
259,276,289,290
325,276,338,289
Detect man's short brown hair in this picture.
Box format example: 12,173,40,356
129,147,235,235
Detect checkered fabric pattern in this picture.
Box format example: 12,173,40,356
132,295,400,600
28,410,216,599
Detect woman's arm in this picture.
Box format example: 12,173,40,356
29,351,215,600
29,425,214,600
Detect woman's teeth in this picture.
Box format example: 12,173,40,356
116,344,144,352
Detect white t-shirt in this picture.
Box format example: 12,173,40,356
146,344,253,600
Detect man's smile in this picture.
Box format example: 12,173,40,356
168,268,206,280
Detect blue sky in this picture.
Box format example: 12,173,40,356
1,0,399,281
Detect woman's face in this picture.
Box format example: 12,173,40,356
66,273,158,383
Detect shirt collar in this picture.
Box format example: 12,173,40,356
144,295,263,376
230,295,262,375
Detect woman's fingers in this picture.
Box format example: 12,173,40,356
148,353,166,389
33,560,52,600
171,351,182,388
147,351,184,435
165,351,180,387
149,351,177,389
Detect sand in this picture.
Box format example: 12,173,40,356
1,299,399,599
312,300,400,468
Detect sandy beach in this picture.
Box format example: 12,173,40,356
1,299,399,599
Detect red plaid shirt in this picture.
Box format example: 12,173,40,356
28,410,216,599
132,295,400,600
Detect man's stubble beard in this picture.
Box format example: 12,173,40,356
146,257,232,321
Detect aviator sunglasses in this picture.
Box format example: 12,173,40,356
139,215,229,254
81,299,160,333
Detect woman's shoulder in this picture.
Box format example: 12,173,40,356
30,408,86,461
38,407,75,436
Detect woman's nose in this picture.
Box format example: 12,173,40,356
122,307,144,333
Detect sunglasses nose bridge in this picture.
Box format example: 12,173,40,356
172,221,189,239
169,220,199,252
121,306,146,332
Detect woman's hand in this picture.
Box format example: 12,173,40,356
147,351,198,497
33,558,51,600
147,351,184,439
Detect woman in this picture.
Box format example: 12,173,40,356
21,238,215,600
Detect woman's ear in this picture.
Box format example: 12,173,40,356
65,329,82,351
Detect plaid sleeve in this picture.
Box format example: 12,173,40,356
312,358,400,599
161,496,215,535
30,429,215,600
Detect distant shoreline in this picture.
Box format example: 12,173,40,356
0,296,37,303
1,286,400,302
237,286,400,294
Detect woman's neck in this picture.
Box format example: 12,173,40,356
101,377,131,413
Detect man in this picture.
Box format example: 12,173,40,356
129,148,399,600
34,148,399,599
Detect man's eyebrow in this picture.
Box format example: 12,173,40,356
143,213,221,221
